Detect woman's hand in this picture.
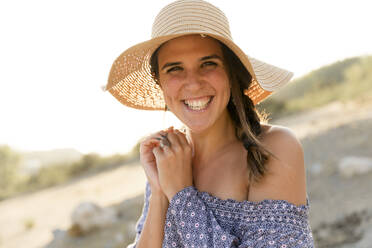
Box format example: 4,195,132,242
140,130,168,196
152,128,194,201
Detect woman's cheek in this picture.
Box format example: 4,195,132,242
162,78,183,97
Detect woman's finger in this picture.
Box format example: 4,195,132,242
166,131,182,151
152,146,163,159
140,140,158,165
173,129,189,148
141,138,160,149
159,134,171,148
161,142,174,156
175,129,194,157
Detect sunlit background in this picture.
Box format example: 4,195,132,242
1,0,372,248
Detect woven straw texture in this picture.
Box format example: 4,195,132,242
106,0,293,110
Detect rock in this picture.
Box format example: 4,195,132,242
338,156,372,178
309,162,323,175
52,228,66,240
115,233,124,243
313,210,366,247
69,202,117,236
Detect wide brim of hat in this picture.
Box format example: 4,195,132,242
105,33,293,110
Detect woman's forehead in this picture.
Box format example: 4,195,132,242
158,34,223,61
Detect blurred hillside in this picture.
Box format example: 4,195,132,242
19,148,83,175
0,145,139,201
258,55,372,119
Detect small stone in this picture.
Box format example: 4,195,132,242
69,202,118,236
338,156,372,178
310,162,323,175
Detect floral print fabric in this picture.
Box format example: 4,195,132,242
128,182,314,247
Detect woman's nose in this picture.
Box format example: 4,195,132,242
184,70,203,90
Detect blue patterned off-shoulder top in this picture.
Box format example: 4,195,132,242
128,182,314,247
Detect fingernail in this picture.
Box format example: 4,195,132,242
175,129,183,135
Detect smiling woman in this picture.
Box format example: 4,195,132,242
105,0,314,247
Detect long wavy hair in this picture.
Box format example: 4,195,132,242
150,37,273,183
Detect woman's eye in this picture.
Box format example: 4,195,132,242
201,61,217,68
166,66,182,73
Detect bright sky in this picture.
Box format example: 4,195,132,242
0,0,371,155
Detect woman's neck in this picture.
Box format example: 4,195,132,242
186,109,238,168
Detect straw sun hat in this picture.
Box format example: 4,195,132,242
105,0,293,110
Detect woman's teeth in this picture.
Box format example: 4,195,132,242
184,97,212,110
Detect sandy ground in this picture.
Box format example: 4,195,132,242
1,98,372,248
0,163,147,248
273,99,372,247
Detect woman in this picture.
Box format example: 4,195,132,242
106,0,314,247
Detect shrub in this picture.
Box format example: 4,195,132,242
0,145,21,200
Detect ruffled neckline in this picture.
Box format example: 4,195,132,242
195,187,310,215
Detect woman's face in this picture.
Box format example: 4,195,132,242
157,35,231,133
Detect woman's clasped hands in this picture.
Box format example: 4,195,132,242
140,127,194,202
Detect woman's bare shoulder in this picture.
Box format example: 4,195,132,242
250,124,307,206
259,124,301,150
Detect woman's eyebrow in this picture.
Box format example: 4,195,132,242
200,54,222,61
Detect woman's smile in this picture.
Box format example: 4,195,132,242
182,96,214,111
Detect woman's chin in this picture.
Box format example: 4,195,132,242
182,121,213,134
173,107,225,134
171,108,213,133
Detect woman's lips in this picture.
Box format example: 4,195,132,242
182,96,213,111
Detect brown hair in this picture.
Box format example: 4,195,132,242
219,42,274,183
150,38,273,183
